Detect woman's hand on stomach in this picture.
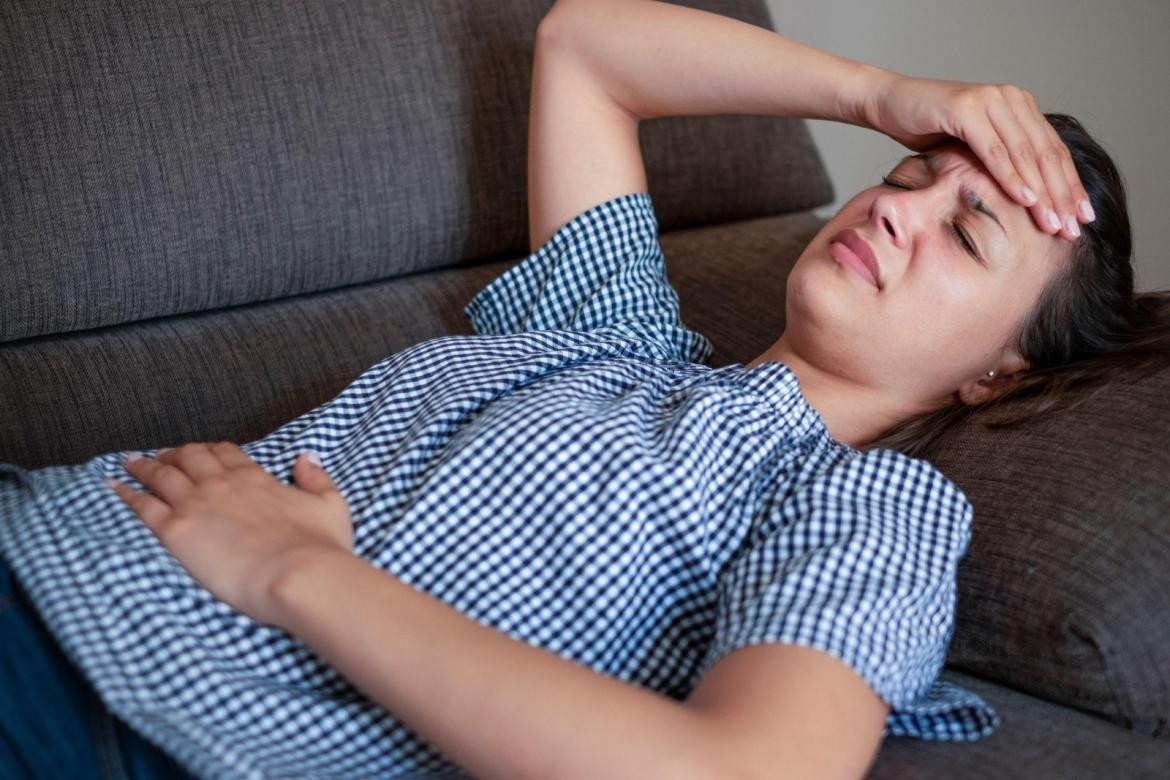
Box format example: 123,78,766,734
107,443,353,627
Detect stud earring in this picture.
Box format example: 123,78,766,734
986,369,997,379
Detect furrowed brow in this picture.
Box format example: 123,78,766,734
897,153,1008,238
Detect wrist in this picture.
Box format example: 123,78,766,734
840,63,901,130
265,546,357,629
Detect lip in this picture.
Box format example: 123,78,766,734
829,229,881,289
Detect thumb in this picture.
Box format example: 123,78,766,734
293,451,340,498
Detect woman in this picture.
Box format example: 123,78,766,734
1,0,1161,778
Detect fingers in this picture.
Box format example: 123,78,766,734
156,442,229,481
971,85,1092,241
293,451,341,498
973,102,1034,204
122,451,197,506
208,441,259,470
1023,105,1082,240
106,478,171,532
984,101,1046,218
117,441,241,507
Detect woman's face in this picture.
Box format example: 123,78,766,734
781,141,1070,410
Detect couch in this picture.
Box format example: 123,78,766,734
3,0,1168,777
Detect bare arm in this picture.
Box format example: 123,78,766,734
527,0,889,249
270,547,887,780
269,549,758,780
529,0,1089,253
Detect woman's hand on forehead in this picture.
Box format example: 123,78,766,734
864,75,1093,242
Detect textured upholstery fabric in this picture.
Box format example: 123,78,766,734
935,366,1170,739
0,0,831,343
869,668,1170,778
0,258,504,469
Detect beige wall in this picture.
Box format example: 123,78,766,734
764,0,1170,292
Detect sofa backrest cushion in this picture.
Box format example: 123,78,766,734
0,0,832,343
934,347,1170,740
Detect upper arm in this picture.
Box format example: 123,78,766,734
528,3,648,251
685,643,889,780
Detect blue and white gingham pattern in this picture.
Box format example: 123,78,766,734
0,192,999,779
464,193,713,366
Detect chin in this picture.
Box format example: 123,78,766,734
785,260,887,376
786,250,863,328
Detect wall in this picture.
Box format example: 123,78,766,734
764,0,1170,292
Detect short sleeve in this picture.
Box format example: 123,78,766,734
464,192,713,365
697,447,1001,741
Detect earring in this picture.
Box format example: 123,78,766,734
986,369,997,379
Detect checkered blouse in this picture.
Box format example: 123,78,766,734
0,192,998,779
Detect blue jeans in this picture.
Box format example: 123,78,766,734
0,554,195,779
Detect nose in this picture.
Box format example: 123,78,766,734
869,191,905,250
869,184,942,252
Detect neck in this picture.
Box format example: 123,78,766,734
746,338,918,450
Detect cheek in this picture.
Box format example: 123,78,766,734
820,195,873,235
886,261,997,351
908,283,1018,377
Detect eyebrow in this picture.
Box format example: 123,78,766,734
901,152,1008,239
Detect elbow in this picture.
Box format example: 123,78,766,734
535,0,618,56
535,0,577,51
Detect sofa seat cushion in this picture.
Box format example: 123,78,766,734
868,668,1170,778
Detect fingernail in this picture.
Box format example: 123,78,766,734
1065,215,1081,238
1078,199,1095,222
104,477,118,489
125,452,143,463
305,451,322,466
1020,186,1038,206
1045,209,1061,232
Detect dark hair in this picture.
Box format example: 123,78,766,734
865,113,1170,460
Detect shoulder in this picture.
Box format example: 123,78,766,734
784,445,974,557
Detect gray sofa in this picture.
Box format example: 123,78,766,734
3,0,1168,777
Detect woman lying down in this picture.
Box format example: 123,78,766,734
3,0,1161,778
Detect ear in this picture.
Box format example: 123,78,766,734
956,350,1030,406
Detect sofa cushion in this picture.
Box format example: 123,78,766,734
0,0,831,343
0,257,504,469
868,668,1170,778
933,357,1170,739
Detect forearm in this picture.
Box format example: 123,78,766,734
269,550,733,780
543,0,896,126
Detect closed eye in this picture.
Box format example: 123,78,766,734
880,176,985,265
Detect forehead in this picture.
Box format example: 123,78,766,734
900,142,1061,256
902,143,1000,195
